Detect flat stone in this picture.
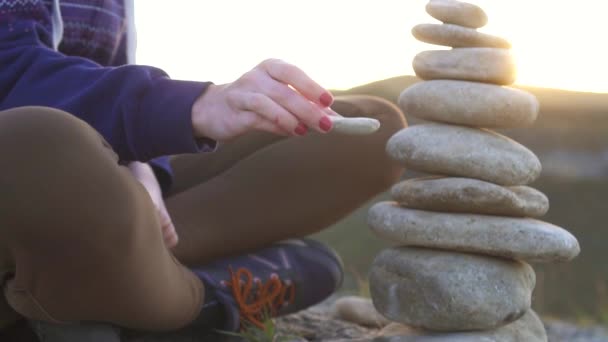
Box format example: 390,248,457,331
391,177,549,217
380,323,423,337
399,80,539,128
412,24,510,48
369,247,535,331
329,116,381,135
386,123,541,186
373,310,547,342
413,48,516,85
368,202,580,262
426,0,488,28
331,296,391,328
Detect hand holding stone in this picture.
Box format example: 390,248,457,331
191,58,335,142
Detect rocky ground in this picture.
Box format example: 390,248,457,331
3,297,607,341
293,310,607,342
272,303,608,342
130,298,608,341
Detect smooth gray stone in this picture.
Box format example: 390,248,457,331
413,48,516,85
386,123,541,186
398,80,539,128
372,310,547,342
426,0,488,28
368,202,580,262
329,116,381,135
391,177,549,217
369,247,535,331
412,24,511,48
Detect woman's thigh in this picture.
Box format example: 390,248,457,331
168,95,407,266
0,107,202,331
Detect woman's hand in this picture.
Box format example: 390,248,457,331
127,162,178,248
191,58,336,142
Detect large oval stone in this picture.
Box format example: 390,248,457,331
399,80,538,128
368,202,580,262
374,310,547,342
426,0,488,28
412,24,511,48
391,177,549,217
369,247,535,331
387,123,541,185
413,48,516,85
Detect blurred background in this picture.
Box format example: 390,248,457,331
135,0,608,324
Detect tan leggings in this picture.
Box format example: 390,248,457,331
0,95,406,331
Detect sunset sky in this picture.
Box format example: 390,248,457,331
134,0,608,93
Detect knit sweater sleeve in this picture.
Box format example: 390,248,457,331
0,2,216,163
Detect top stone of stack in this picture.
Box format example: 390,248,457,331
426,0,488,28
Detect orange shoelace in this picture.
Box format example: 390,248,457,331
224,267,296,329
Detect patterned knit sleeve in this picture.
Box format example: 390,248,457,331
0,0,216,163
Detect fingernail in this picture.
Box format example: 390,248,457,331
294,123,308,136
319,92,333,107
319,116,332,132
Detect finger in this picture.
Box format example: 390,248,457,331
160,215,178,248
324,107,343,117
247,113,293,136
237,92,303,135
157,204,171,225
164,225,179,248
264,79,332,133
260,59,334,107
157,204,178,247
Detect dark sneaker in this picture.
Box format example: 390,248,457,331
191,239,344,332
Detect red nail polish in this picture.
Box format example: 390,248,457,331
319,116,332,132
319,92,333,107
294,123,308,136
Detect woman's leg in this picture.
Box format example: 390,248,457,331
168,95,407,265
0,107,203,331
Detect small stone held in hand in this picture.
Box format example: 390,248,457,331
328,116,380,135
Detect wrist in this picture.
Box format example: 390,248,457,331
191,83,221,140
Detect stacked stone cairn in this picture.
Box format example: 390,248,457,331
367,0,581,340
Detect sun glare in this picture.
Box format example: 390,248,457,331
135,0,608,93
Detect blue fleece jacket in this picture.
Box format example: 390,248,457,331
0,1,215,193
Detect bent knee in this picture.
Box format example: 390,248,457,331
0,107,133,245
0,106,116,170
0,106,102,152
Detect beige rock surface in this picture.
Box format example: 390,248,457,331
368,202,580,262
391,177,549,217
332,296,391,328
373,310,547,342
379,323,421,337
413,48,516,85
412,23,511,48
386,123,541,186
329,116,381,135
369,247,535,331
398,80,539,128
425,0,488,28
